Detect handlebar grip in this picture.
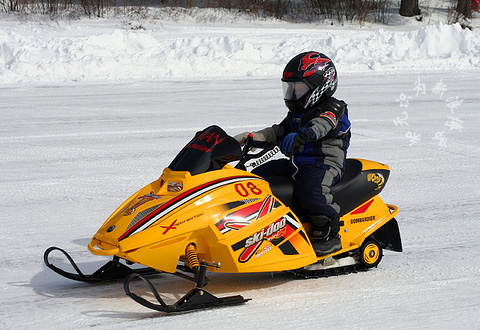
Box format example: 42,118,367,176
288,144,304,156
249,140,275,149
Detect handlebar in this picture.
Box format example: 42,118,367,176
235,135,277,169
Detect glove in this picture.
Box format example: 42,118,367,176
280,127,316,157
234,131,270,146
234,132,250,146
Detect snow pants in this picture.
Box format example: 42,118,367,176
252,158,343,222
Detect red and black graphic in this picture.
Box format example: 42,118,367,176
350,199,374,215
232,213,301,263
118,175,264,241
185,129,226,153
299,52,331,77
216,195,280,234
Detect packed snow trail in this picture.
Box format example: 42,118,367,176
1,71,479,329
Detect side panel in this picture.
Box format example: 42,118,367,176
176,177,317,273
339,196,397,249
215,210,317,272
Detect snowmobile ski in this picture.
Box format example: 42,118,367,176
43,246,158,283
124,263,250,313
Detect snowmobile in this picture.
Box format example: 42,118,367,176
44,125,402,313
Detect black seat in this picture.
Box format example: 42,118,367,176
264,159,388,218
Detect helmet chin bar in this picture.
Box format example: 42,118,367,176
285,99,307,113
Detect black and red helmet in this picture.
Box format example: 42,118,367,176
281,51,338,113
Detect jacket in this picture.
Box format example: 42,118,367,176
273,97,351,169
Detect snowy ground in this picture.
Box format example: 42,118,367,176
1,7,480,330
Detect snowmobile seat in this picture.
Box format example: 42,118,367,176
264,159,389,218
330,159,362,194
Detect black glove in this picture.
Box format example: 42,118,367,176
280,127,316,157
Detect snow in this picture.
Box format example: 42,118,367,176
1,7,480,330
1,11,480,83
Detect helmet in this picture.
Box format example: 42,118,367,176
281,51,338,113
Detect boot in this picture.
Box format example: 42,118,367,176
310,227,342,256
305,214,341,257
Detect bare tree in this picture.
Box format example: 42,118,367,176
455,0,473,18
2,0,19,12
399,0,420,17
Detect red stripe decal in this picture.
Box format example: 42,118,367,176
320,111,337,126
350,199,374,215
257,195,274,219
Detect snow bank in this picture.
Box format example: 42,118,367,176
333,23,480,70
0,21,478,83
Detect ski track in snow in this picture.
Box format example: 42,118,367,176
1,12,480,330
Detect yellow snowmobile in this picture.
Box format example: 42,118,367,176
44,125,402,313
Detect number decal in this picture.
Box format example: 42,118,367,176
235,182,262,197
246,182,262,195
235,183,249,197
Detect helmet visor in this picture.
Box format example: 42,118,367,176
282,81,310,101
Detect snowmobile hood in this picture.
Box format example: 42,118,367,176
90,167,263,251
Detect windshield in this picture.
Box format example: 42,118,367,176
168,126,242,175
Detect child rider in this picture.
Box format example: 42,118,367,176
235,51,351,256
